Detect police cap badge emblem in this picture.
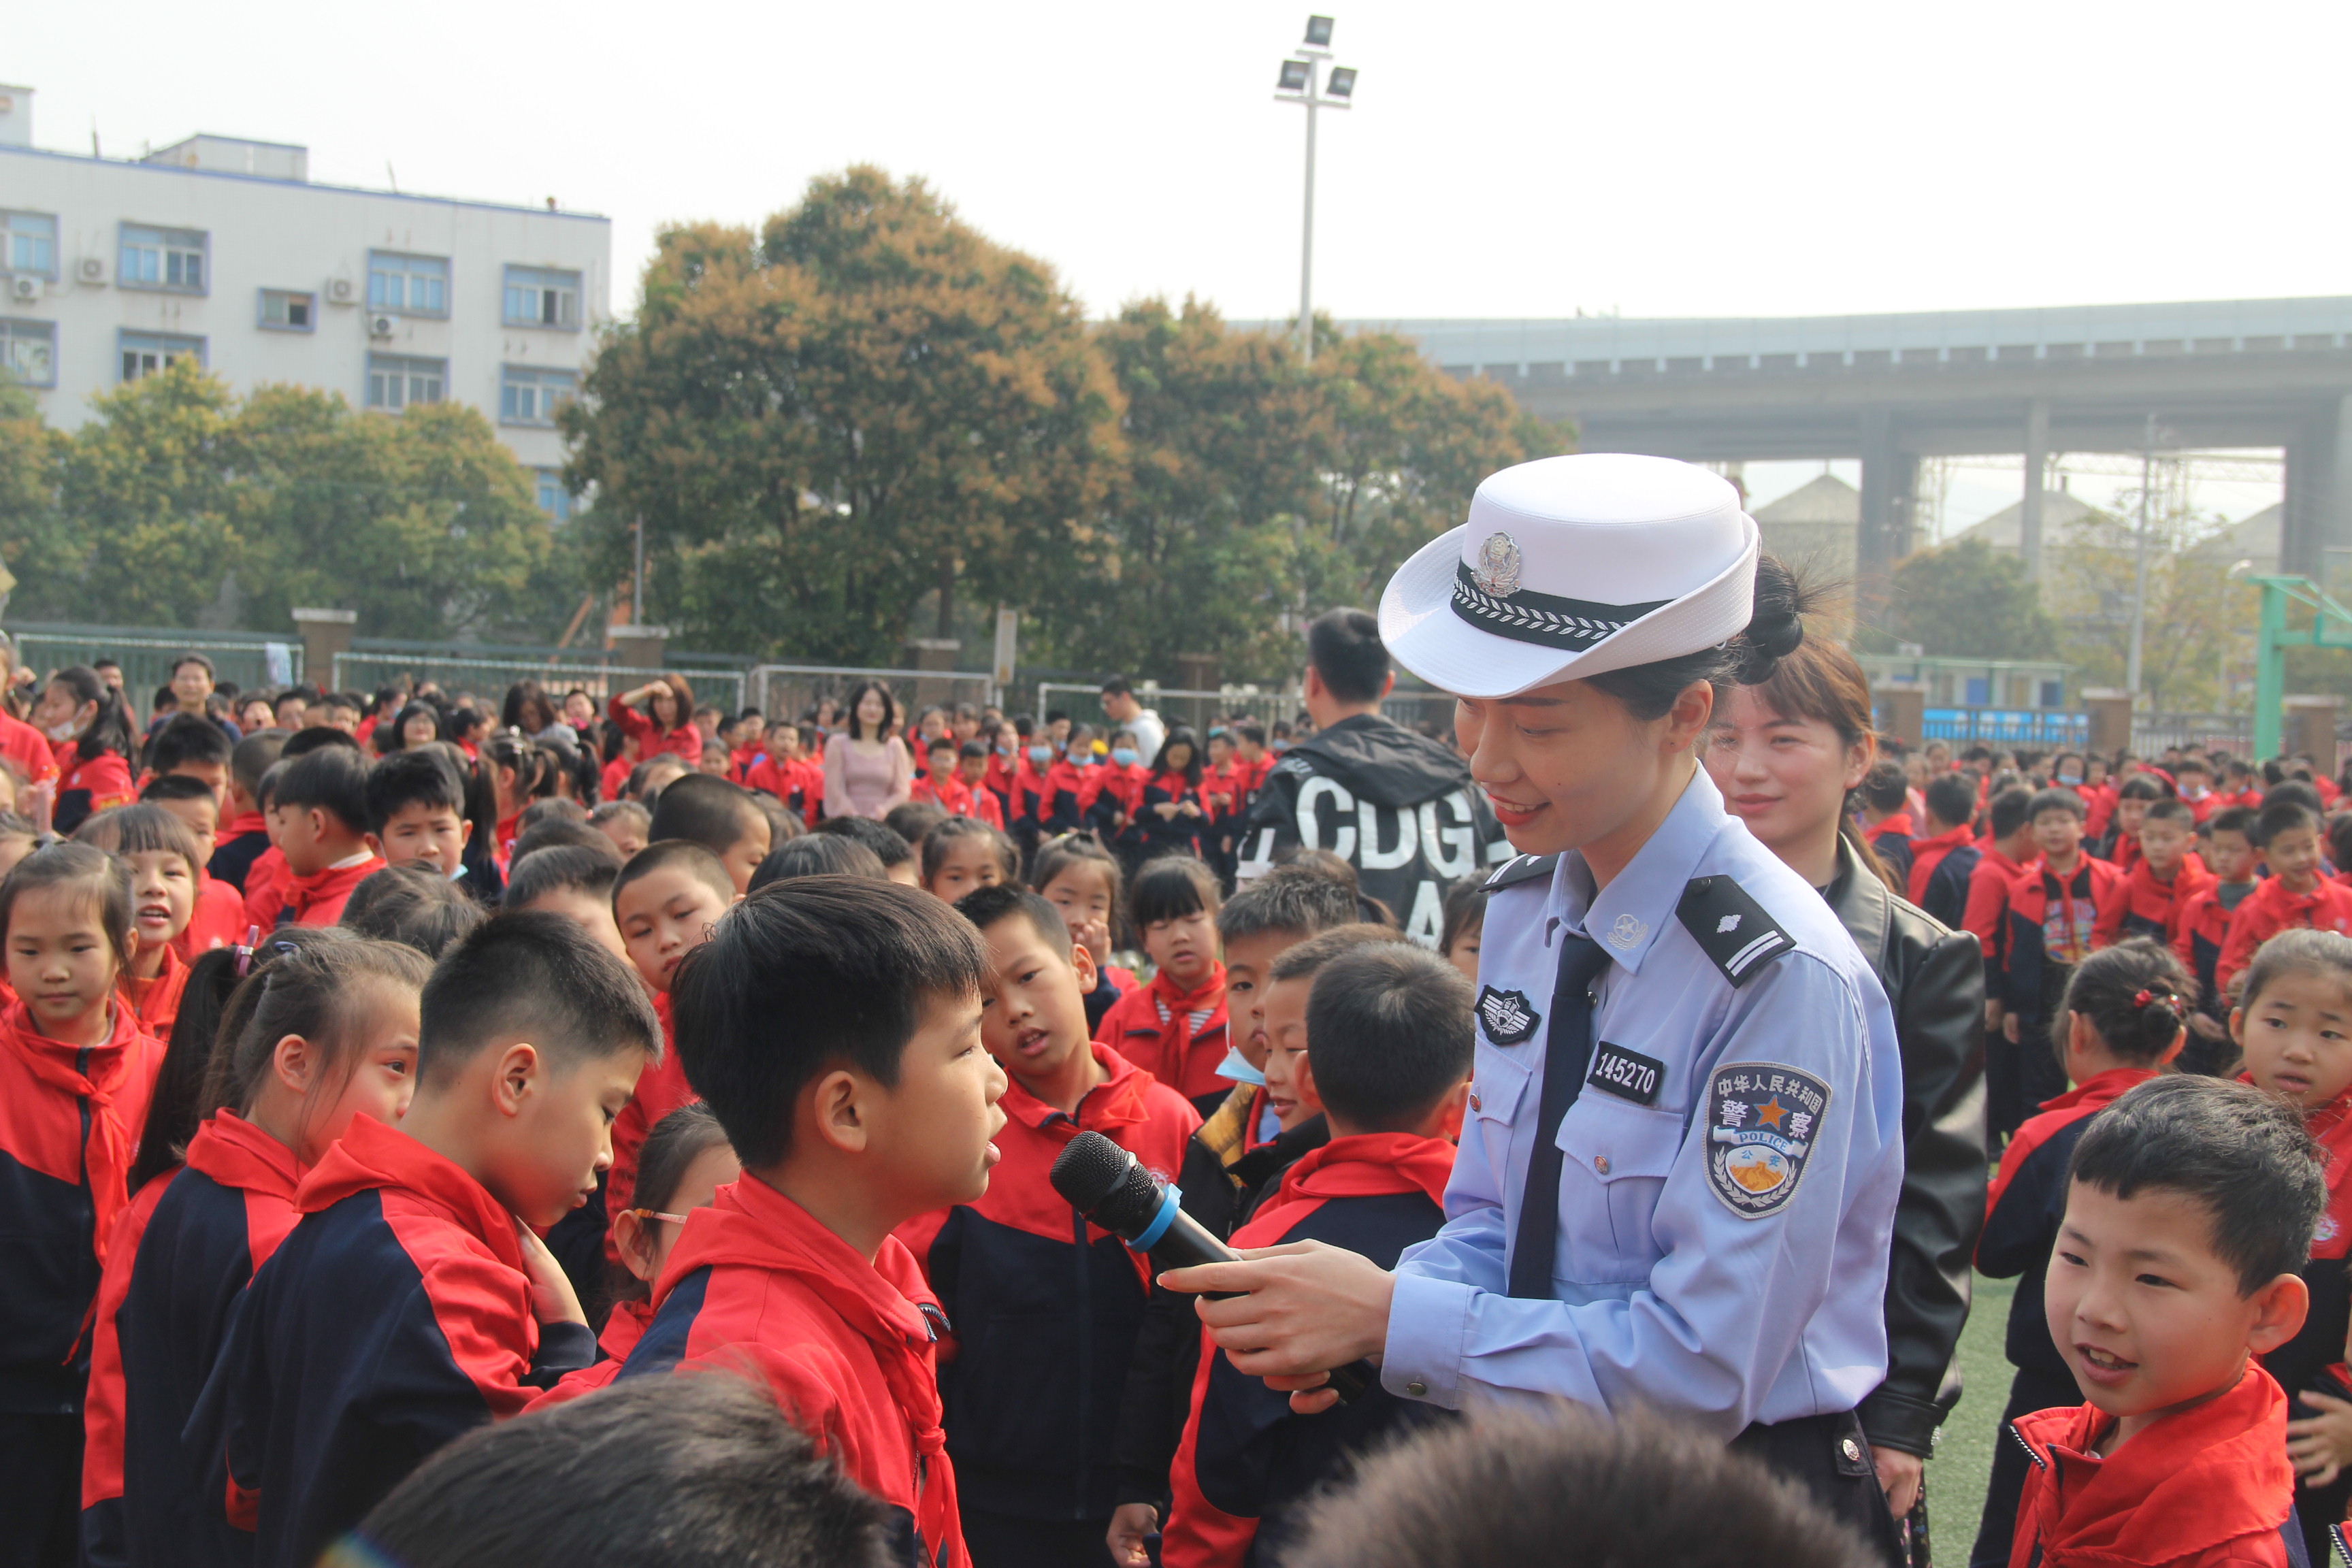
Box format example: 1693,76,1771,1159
1472,532,1524,598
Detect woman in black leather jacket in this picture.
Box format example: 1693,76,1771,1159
1705,632,1987,1564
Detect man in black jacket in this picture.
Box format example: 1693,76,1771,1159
1234,608,1509,940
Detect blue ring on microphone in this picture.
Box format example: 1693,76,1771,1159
1129,1184,1184,1252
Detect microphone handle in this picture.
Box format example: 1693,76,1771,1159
1141,1206,1375,1405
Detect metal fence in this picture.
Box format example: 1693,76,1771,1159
749,664,998,725
2129,714,2255,757
334,651,746,713
4,623,301,703
1032,681,1460,738
1887,706,2093,747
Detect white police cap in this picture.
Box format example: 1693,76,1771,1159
1378,453,1761,700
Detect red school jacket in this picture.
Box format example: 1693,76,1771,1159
2008,1362,2295,1567
84,1111,306,1568
526,1296,653,1410
283,853,386,928
178,871,249,961
0,707,60,789
240,846,292,932
1907,823,1976,906
1095,964,1232,1103
0,1000,162,1418
56,743,137,832
1161,1132,1458,1568
606,992,692,1235
122,943,191,1045
2091,853,2213,950
895,1044,1199,1520
1999,856,2127,1025
615,1174,971,1568
606,695,702,762
2215,875,2352,995
197,1114,595,1568
1964,843,2029,993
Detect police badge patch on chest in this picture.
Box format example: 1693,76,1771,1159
1703,1062,1830,1219
1475,985,1541,1045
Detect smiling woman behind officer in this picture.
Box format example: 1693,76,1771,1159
1160,453,1908,1564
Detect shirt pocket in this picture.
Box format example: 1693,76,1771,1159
1552,1093,1684,1282
1468,1041,1532,1190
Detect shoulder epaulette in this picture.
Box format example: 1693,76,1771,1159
1675,875,1795,987
1484,853,1559,892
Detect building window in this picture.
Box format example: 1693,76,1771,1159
368,252,448,316
1,319,56,387
367,353,446,411
2,212,56,278
536,469,573,521
119,224,208,293
504,265,581,329
500,365,576,426
119,330,206,382
259,289,314,331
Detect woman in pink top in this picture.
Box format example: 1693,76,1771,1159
823,681,913,820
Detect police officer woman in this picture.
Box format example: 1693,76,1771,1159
1162,453,1908,1561
1705,632,1989,1559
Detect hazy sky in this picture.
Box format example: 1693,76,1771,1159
16,0,2328,523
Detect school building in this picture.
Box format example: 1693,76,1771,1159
0,84,611,519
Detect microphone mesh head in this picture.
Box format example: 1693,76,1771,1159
1049,1130,1168,1235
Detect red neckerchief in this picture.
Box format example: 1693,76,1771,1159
2012,1363,2291,1564
495,813,521,868
295,1113,523,1273
122,943,189,1039
220,811,267,838
1147,770,1195,807
1982,1067,2155,1226
2123,853,2209,913
2,998,152,1266
182,1110,306,1268
1140,963,1227,1091
1912,823,1972,858
1870,811,1914,840
652,1174,945,1465
289,855,384,921
2025,855,2097,964
2255,1077,2352,1260
998,1043,1164,1286
1268,1132,1455,1213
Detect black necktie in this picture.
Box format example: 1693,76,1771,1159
1508,932,1612,1298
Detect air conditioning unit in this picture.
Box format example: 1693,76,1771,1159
76,256,105,284
369,314,393,338
327,277,355,304
7,276,36,301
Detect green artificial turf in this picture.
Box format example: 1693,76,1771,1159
1927,1269,2017,1562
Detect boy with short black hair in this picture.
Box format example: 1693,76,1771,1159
646,772,770,896
1909,771,1981,924
144,712,233,806
502,843,627,961
625,878,1008,1568
210,730,287,892
1859,761,1916,890
2008,1075,2318,1567
197,913,662,1567
2217,802,2352,994
816,814,919,886
2098,773,2167,870
364,748,474,882
2094,796,2212,949
2001,787,2125,1115
896,885,1199,1568
2175,805,2261,1059
607,840,738,1223
271,746,386,927
1158,943,1471,1568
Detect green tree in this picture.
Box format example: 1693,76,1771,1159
2044,506,2253,713
0,376,69,616
1889,538,2058,659
567,169,1126,665
54,361,243,625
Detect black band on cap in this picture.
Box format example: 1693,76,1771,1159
1449,564,1667,652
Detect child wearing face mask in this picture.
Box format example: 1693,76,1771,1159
84,932,429,1568
37,668,137,836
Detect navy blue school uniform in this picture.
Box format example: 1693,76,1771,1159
188,1115,593,1568
1161,1132,1456,1568
95,1113,304,1568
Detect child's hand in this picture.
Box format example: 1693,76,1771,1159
1106,1503,1158,1567
2287,1390,2352,1486
2189,1010,2229,1042
2003,1013,2022,1044
515,1219,588,1327
1072,914,1112,970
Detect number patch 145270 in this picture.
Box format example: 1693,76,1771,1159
1586,1041,1665,1107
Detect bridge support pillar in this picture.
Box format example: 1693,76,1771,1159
2021,399,2050,581
2284,395,2352,584
1857,412,1916,631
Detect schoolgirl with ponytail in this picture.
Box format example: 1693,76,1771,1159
1971,937,2191,1561
34,666,137,834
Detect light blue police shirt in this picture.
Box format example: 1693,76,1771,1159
1383,765,1905,1439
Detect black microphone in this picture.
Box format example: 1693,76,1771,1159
1049,1129,1372,1405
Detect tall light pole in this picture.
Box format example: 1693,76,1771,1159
1275,16,1356,364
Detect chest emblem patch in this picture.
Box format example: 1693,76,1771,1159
1475,985,1541,1045
1704,1062,1831,1220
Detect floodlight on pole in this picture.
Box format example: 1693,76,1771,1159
1273,16,1355,365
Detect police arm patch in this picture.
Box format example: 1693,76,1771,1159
1676,876,1795,987
1703,1062,1831,1220
1475,985,1541,1045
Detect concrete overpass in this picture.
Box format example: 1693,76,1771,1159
1360,297,2352,612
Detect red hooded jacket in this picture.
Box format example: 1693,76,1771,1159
616,1173,971,1568
1908,823,1976,906
2216,875,2352,994
2008,1363,2295,1567
2092,853,2213,950
1096,964,1231,1102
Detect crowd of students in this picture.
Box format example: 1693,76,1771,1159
6,608,2352,1568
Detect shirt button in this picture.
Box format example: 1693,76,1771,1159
1405,1379,1428,1396
1468,1091,1482,1113
1594,1154,1611,1175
